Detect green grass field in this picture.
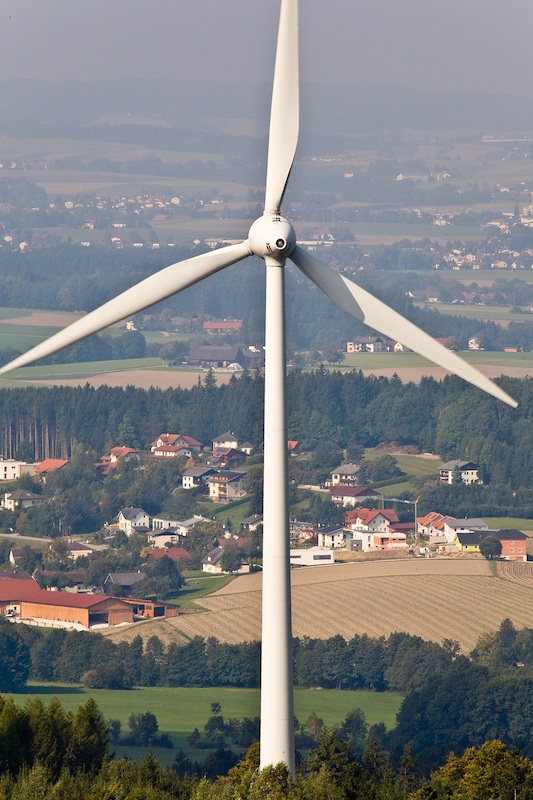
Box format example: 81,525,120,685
172,575,235,609
12,683,403,762
415,302,533,326
0,357,165,382
340,350,533,370
484,517,533,532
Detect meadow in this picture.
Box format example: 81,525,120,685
12,683,403,762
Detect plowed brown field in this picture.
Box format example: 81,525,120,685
101,558,533,655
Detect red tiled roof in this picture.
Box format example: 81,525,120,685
148,548,191,561
331,486,378,497
35,458,69,474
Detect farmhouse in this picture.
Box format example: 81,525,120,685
439,460,481,485
346,336,385,353
329,463,361,487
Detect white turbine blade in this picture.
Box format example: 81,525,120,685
264,0,299,214
0,241,251,376
291,245,518,408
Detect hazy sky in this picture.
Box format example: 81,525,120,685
1,0,533,98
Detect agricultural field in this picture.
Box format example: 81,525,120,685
101,559,533,656
12,683,403,762
415,302,533,327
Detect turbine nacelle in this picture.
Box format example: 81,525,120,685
248,214,296,261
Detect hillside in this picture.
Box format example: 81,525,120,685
101,558,533,654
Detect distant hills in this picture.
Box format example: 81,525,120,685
0,80,532,148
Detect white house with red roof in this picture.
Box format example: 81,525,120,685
346,507,408,552
150,433,202,452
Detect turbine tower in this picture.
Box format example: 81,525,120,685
0,0,517,777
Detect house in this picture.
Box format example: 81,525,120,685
202,547,225,573
2,489,46,512
456,529,527,561
329,463,361,487
241,514,263,531
344,508,408,551
151,444,192,459
97,447,141,475
181,467,216,489
146,547,191,566
346,337,385,353
152,515,210,537
439,460,481,485
201,545,250,574
393,341,411,353
9,547,41,566
290,547,335,566
148,530,182,548
65,541,94,560
208,447,247,468
103,572,147,596
208,471,246,503
0,459,36,481
203,319,243,334
494,529,528,561
331,485,381,507
346,507,400,533
317,525,348,549
287,440,302,456
117,507,150,535
150,433,202,452
212,432,239,451
348,529,408,552
417,512,456,544
101,447,141,465
188,345,246,369
35,458,69,480
442,517,488,545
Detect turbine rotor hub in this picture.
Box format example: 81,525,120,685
248,214,296,261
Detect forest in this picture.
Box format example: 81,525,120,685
0,368,528,479
2,617,533,794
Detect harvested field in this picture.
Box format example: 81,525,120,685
31,369,233,390
101,558,533,654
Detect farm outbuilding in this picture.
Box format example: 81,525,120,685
19,593,133,628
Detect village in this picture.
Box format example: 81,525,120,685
0,424,525,633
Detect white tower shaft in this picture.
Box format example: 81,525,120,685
260,258,295,776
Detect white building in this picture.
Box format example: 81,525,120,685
0,459,36,481
290,547,335,566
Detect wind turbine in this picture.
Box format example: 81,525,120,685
0,0,517,777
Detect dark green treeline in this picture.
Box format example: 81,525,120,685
0,370,530,487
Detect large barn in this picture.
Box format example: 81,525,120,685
0,577,133,629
